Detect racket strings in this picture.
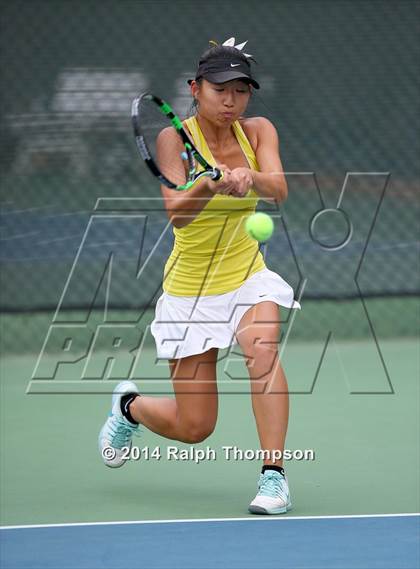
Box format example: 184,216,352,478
136,97,193,187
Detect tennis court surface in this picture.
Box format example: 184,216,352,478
2,515,419,569
1,338,419,568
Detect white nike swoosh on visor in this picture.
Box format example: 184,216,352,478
230,63,241,67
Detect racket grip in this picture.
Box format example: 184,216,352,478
212,168,223,181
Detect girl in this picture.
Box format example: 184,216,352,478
99,38,300,515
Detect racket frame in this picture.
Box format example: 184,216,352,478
131,93,222,190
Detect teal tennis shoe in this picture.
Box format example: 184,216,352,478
248,470,292,515
98,381,139,468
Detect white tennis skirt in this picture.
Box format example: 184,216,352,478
151,268,301,360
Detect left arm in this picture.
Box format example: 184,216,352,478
230,117,288,203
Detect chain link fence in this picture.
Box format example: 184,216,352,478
1,0,419,352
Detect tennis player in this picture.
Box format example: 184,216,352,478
99,39,300,515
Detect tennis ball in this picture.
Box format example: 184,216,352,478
245,212,274,242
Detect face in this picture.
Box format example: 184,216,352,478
191,79,251,125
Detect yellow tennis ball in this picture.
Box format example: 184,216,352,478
245,212,274,242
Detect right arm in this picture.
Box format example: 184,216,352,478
156,127,234,229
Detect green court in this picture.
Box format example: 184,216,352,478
1,332,418,526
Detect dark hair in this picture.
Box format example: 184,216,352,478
189,78,202,116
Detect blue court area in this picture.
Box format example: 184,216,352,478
1,514,419,569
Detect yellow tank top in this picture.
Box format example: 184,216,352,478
163,116,265,296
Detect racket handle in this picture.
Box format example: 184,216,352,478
212,168,223,181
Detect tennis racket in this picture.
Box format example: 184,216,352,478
131,93,223,190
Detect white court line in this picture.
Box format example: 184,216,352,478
1,512,418,531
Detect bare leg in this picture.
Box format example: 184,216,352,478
128,348,219,444
235,302,288,467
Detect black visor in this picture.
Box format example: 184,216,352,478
188,52,259,89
